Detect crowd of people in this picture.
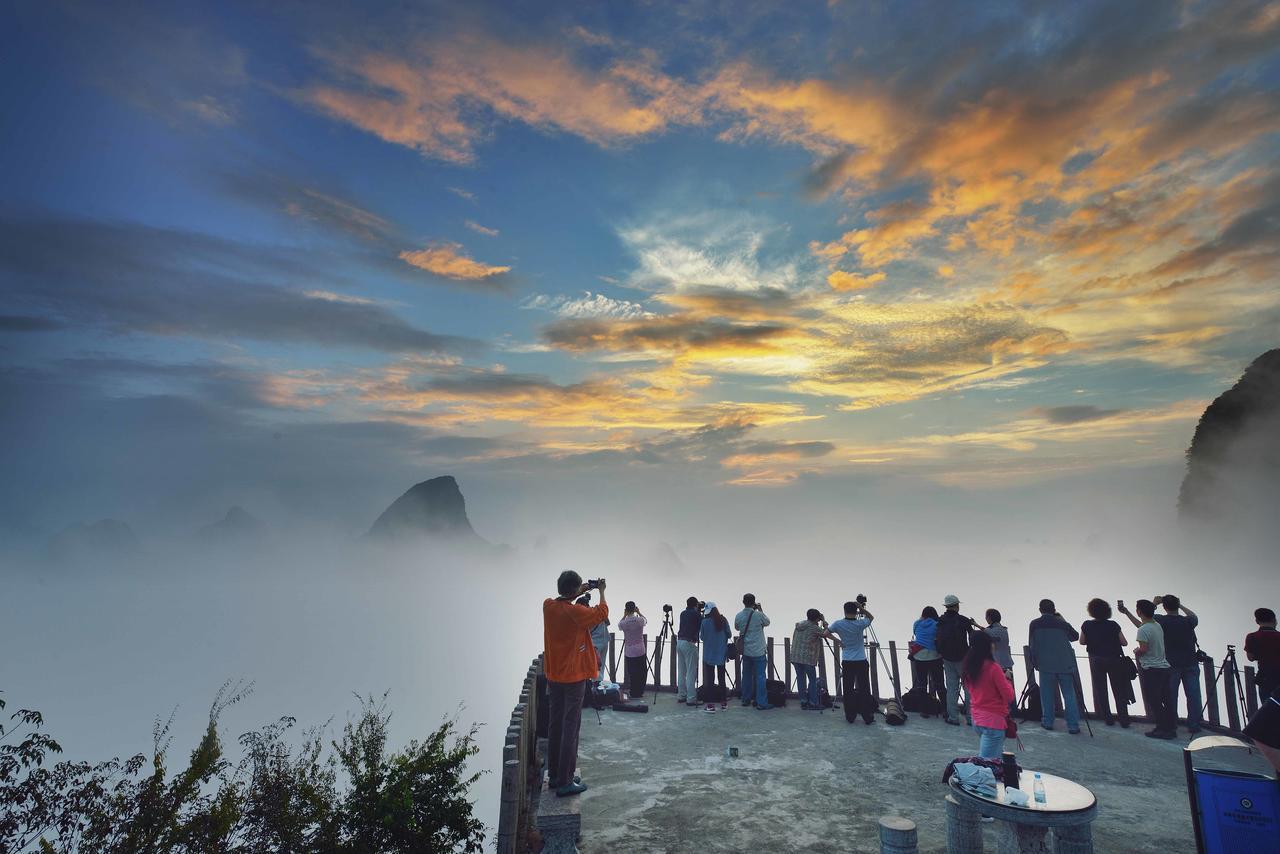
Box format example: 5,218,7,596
542,569,1280,797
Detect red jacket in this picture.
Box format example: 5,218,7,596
963,659,1015,729
544,598,609,683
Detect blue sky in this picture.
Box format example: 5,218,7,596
2,0,1278,533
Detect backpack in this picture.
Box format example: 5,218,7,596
765,679,788,707
816,677,835,709
903,686,941,716
1016,680,1042,722
884,698,907,725
936,614,971,661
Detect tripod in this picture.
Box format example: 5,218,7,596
1201,644,1248,726
646,610,676,705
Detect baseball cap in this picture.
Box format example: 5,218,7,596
702,600,717,615
943,594,960,606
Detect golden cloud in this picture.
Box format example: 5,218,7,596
827,270,885,291
399,243,510,281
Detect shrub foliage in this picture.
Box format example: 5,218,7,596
0,685,485,853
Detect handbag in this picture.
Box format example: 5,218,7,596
908,641,924,658
1004,714,1018,739
734,611,754,659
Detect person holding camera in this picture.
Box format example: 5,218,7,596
1246,607,1280,703
1153,594,1202,734
936,594,978,726
1078,598,1131,727
1028,598,1082,734
577,594,611,684
1119,598,1177,739
618,601,648,701
830,597,876,724
735,594,772,710
700,602,732,712
791,609,836,710
676,596,702,706
543,571,608,797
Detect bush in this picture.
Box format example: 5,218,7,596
0,684,486,853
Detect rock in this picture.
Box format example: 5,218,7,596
48,518,140,560
1179,349,1280,521
366,476,486,543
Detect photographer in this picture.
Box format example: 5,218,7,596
578,594,611,684
791,609,836,710
1154,594,1202,734
618,601,648,701
1028,598,1081,734
676,596,702,706
936,595,979,726
1246,607,1280,703
830,598,876,724
543,571,608,797
1119,598,1176,739
700,602,732,712
735,594,772,710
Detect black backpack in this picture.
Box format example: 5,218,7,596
936,614,971,661
1016,680,1042,722
765,679,788,707
816,677,835,709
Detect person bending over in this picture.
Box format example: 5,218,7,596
618,601,648,701
1028,599,1082,734
700,602,732,712
676,596,702,706
791,608,836,710
1119,598,1176,739
1245,607,1279,705
1079,598,1130,727
543,572,608,797
1154,594,1202,734
735,594,772,710
963,631,1015,759
830,599,876,724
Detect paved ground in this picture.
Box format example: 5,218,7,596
574,697,1267,853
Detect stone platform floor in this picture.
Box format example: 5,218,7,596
573,697,1267,853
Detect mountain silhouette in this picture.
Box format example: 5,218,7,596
195,506,266,545
48,518,140,560
366,476,485,543
1179,349,1280,521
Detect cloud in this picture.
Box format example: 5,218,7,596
1028,405,1128,425
399,243,511,282
213,169,396,244
0,216,473,355
827,270,885,292
0,315,63,332
521,292,653,320
464,220,499,237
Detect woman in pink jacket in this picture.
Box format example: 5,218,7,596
962,631,1016,759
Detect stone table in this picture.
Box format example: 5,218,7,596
946,769,1097,853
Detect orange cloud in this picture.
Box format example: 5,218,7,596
399,243,510,281
827,270,885,291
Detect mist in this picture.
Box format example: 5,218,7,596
5,461,1276,830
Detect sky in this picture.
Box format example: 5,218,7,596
2,0,1279,538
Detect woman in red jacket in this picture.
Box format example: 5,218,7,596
962,631,1016,759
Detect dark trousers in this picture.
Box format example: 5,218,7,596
1089,656,1130,724
546,679,587,789
1140,666,1176,732
911,658,946,703
1258,669,1279,706
842,660,873,723
702,663,726,703
624,655,648,699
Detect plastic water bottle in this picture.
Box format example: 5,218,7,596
1033,773,1046,805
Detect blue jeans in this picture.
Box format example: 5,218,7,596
742,655,769,707
1169,665,1203,729
794,663,818,706
1040,671,1080,731
975,725,1006,760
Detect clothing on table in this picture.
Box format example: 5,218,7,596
618,613,648,658
1088,655,1132,725
676,639,699,704
974,725,1006,761
963,659,1016,730
700,617,732,665
936,611,975,662
734,608,771,658
986,623,1014,670
1136,621,1169,669
1039,671,1081,731
791,620,823,666
794,662,819,707
624,655,648,700
677,606,702,643
829,616,871,661
701,662,727,705
842,659,873,723
544,598,610,684
546,679,587,789
741,654,769,707
1154,613,1199,669
943,658,969,723
1139,664,1176,733
1080,618,1123,658
1027,613,1080,674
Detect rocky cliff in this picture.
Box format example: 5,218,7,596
366,476,485,543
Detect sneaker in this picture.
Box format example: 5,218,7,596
1119,720,1130,729
556,781,588,797
1145,729,1176,740
946,718,961,726
704,704,715,713
1068,729,1081,735
800,702,812,710
741,700,751,707
756,704,774,711
720,702,728,710
1041,724,1054,731
676,698,685,704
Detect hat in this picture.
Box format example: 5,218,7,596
702,600,717,615
943,594,960,606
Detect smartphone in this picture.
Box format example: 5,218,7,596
1117,599,1125,610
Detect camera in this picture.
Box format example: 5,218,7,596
662,603,673,613
698,600,706,612
856,593,868,607
586,577,605,590
752,602,762,611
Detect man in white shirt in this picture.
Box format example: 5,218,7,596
1119,598,1176,740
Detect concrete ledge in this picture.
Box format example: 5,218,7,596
536,787,582,854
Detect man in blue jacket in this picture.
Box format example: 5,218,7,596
1029,598,1082,734
676,596,702,705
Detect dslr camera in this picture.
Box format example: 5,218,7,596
662,603,673,613
586,577,605,590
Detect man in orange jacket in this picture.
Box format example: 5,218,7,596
544,570,609,797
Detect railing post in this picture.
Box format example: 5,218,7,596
784,637,793,691
817,643,828,695
832,639,843,698
1244,666,1259,718
669,631,678,691
497,744,519,854
888,640,903,702
734,652,742,696
868,643,881,702
608,633,617,683
1203,656,1220,727
767,636,777,681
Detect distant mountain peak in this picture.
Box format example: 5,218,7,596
367,476,485,543
196,506,265,543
